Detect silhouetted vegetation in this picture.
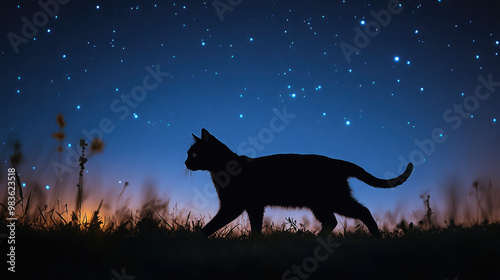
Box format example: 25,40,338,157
2,198,499,279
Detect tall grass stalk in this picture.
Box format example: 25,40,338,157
73,139,88,225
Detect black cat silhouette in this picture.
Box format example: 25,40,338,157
185,129,413,237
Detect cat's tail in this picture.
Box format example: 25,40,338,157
352,163,413,188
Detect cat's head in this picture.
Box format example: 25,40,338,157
185,128,233,171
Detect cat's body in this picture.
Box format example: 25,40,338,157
185,129,413,237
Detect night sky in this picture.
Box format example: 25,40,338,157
1,0,499,225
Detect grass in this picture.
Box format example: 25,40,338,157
2,132,500,279
2,176,500,280
4,212,500,279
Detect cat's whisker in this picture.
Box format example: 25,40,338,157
182,168,193,179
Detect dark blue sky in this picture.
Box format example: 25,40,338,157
1,0,499,224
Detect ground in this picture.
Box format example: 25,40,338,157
7,223,500,280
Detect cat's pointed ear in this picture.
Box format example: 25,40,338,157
201,128,212,142
192,133,201,142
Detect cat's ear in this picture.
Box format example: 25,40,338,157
201,128,212,142
192,133,201,142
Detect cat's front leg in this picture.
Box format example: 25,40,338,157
201,206,244,237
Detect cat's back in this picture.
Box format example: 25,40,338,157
238,154,352,201
245,153,349,174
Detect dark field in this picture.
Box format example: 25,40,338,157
3,217,499,280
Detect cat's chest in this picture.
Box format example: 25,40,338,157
210,172,252,196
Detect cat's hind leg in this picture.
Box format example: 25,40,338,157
247,206,265,236
336,198,381,237
312,208,338,237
